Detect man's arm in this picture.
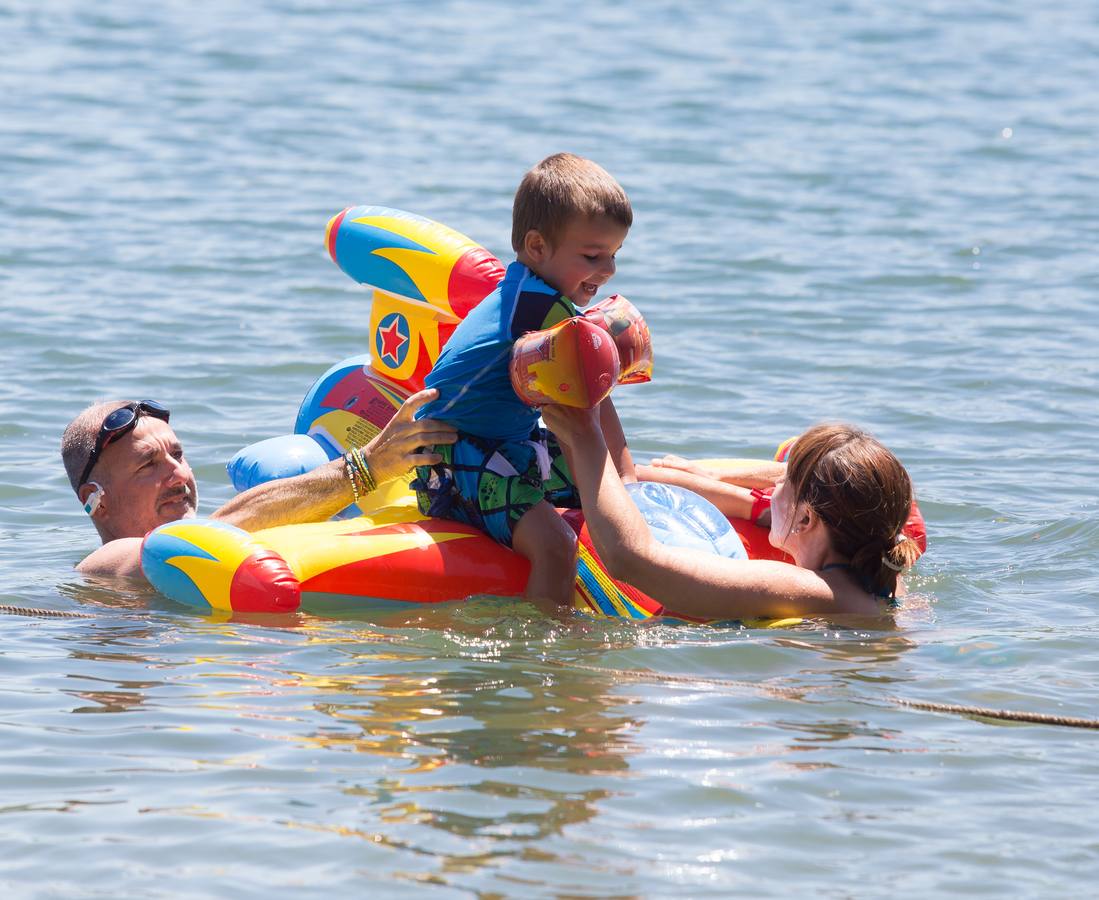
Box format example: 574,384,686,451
212,387,457,532
209,457,351,531
75,390,457,580
77,463,354,579
76,463,354,578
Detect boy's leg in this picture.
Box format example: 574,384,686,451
511,499,578,608
418,433,579,608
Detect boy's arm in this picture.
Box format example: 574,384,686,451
598,397,636,483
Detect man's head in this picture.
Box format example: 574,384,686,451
512,153,632,305
62,400,197,542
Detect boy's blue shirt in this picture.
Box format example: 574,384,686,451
418,261,577,442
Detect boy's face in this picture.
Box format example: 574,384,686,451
523,214,628,306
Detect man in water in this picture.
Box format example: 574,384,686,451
62,390,456,579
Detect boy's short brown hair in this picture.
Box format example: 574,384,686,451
511,153,633,253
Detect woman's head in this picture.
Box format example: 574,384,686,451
780,424,918,597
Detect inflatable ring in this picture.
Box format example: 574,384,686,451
142,475,791,621
141,206,883,626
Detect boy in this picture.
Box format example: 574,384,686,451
414,153,637,607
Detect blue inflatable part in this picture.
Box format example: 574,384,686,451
226,434,332,492
627,481,747,560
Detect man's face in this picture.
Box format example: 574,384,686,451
529,214,628,306
93,417,197,538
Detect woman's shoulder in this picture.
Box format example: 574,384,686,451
729,558,886,617
815,564,894,616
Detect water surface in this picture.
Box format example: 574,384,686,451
2,1,1098,895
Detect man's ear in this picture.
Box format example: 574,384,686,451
79,481,105,517
523,229,549,263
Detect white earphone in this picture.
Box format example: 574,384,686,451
83,481,104,516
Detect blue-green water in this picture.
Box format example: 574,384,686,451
3,1,1098,895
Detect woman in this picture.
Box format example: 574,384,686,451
542,406,921,621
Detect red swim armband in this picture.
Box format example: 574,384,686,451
581,294,653,385
510,317,621,408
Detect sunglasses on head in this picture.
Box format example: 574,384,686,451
78,400,171,488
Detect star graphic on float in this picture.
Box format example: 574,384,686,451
378,317,409,365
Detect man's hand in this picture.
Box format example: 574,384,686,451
363,389,458,484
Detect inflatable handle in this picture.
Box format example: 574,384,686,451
227,434,333,492
510,317,621,408
582,294,653,385
325,205,504,320
325,206,505,393
141,518,301,613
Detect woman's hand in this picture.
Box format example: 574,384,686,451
646,450,725,479
648,454,709,476
539,403,602,450
363,389,458,484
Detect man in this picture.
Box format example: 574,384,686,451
62,390,457,579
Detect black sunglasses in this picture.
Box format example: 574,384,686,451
78,400,171,487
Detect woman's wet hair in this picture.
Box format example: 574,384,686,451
512,153,633,253
784,424,919,598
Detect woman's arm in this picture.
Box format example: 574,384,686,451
212,389,457,532
597,397,636,483
541,406,850,621
635,464,757,519
648,455,786,490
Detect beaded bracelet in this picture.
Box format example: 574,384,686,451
343,453,362,502
351,446,377,494
344,447,377,499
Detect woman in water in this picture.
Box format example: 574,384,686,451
541,406,921,621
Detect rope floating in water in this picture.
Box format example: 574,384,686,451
0,604,94,619
891,698,1099,730
564,663,1099,731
